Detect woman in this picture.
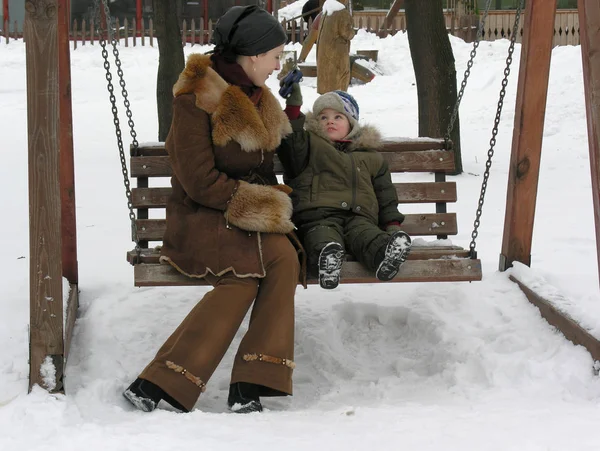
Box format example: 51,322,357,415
123,5,305,414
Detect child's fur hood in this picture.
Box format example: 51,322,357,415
304,111,383,152
172,53,292,152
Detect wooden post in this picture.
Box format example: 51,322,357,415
141,18,145,46
57,0,79,367
4,19,8,43
149,17,153,46
499,0,558,271
124,17,128,47
133,18,137,46
81,18,85,46
579,0,600,287
24,0,65,393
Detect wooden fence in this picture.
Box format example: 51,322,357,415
0,17,217,48
1,10,580,48
351,9,580,46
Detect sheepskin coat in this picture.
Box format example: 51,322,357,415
160,54,306,284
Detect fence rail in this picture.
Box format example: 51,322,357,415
1,10,580,48
0,17,217,47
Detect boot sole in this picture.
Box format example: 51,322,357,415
375,232,412,281
318,242,345,289
228,400,263,414
123,389,157,412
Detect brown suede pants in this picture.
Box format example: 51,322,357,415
139,233,299,412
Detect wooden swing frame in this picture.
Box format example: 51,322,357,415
24,0,600,392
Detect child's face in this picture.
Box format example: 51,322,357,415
318,108,351,141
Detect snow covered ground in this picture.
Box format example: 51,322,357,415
3,26,600,450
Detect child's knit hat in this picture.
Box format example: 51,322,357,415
313,90,360,133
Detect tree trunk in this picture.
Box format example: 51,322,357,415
405,0,462,174
153,0,184,141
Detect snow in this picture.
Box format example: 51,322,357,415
39,357,57,392
323,0,346,15
278,0,310,21
3,28,600,450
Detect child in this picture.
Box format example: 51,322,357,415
278,84,411,289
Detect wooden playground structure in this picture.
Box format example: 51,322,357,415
23,0,600,392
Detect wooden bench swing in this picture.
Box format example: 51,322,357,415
126,138,482,286
104,0,522,288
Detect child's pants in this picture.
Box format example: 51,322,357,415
296,211,391,275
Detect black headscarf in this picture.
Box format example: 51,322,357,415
212,5,287,62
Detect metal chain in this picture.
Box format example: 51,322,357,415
445,0,494,143
112,42,139,152
468,0,525,258
93,0,140,251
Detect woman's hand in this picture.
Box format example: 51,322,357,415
225,181,294,234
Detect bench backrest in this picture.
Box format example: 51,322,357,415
129,138,457,247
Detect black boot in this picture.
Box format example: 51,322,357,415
318,242,345,289
375,231,412,281
227,382,263,413
123,378,189,413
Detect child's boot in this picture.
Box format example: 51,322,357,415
375,231,412,281
318,242,345,289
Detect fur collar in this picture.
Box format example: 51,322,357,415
173,54,292,152
304,111,383,152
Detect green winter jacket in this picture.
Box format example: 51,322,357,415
277,112,405,226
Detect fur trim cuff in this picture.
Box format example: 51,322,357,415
225,181,294,234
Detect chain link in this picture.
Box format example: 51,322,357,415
445,0,494,142
93,0,140,253
468,0,525,258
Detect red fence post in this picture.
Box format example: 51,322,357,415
136,0,142,34
3,0,9,24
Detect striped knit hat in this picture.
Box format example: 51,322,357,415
313,90,361,139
